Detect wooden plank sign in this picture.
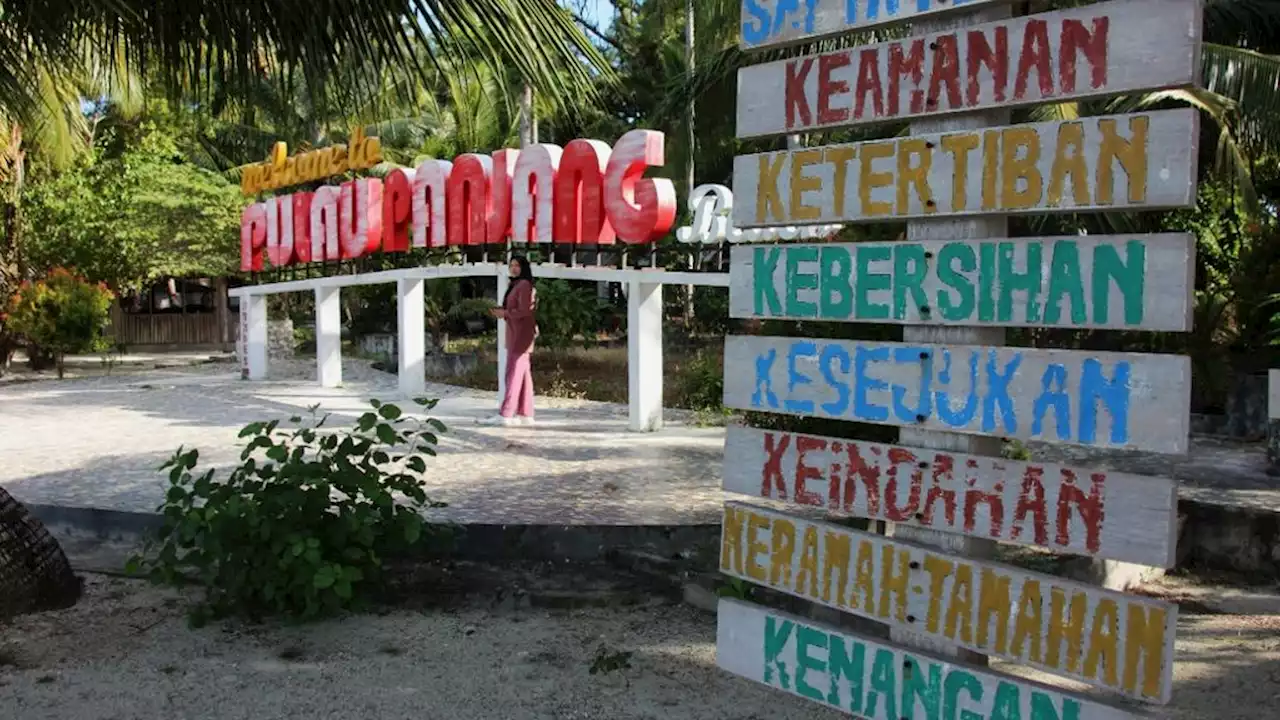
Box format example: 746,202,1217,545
1269,369,1280,420
739,0,1005,51
717,598,1151,719
720,502,1179,703
722,335,1191,453
731,109,1199,228
722,425,1179,567
737,0,1203,138
728,234,1195,331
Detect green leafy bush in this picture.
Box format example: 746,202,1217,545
534,279,602,350
5,267,114,377
128,398,451,623
674,348,724,413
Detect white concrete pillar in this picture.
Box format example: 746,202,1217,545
244,294,268,380
627,280,663,432
315,286,342,388
397,278,426,396
496,272,509,403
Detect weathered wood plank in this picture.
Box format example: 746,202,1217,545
738,0,1006,50
719,502,1179,703
717,598,1154,718
722,335,1190,453
737,0,1202,138
1270,369,1280,420
722,425,1180,567
731,109,1199,227
728,234,1195,331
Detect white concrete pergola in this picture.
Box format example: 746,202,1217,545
229,264,729,432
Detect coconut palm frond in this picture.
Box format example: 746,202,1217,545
1112,85,1260,218
1200,42,1280,155
0,0,613,118
1204,0,1280,52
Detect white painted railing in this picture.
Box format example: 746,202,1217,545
230,263,730,431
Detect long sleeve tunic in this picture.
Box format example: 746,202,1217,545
504,280,537,355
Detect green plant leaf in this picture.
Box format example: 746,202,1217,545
358,413,378,431
404,520,422,544
313,567,335,589
378,404,402,420
376,424,398,445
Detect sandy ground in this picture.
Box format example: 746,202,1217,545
3,574,1280,720
1,574,837,720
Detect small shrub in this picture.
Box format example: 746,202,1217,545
6,268,114,377
674,349,724,413
128,398,451,623
534,279,602,350
1002,439,1032,461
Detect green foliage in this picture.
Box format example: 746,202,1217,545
588,645,633,676
532,279,601,351
127,398,451,623
446,297,497,328
5,267,114,376
1002,440,1032,462
715,577,754,601
690,286,729,335
22,116,243,290
674,348,723,413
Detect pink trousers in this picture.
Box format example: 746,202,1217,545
500,351,535,418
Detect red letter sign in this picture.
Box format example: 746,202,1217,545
339,178,384,259
604,130,676,243
512,144,561,245
447,154,493,246
382,169,414,253
555,139,616,245
240,203,268,271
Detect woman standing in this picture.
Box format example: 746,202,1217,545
480,255,537,426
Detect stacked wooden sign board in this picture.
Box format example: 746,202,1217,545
718,0,1201,716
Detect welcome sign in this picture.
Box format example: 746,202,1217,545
240,130,678,271
723,335,1190,453
729,235,1195,331
739,0,1004,50
737,0,1202,137
720,503,1178,703
722,426,1180,567
717,599,1148,719
732,110,1198,227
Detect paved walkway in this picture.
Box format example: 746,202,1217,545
4,357,1278,526
0,359,725,525
1032,435,1280,513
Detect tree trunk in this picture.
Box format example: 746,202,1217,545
0,485,83,620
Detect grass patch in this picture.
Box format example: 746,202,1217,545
432,337,725,411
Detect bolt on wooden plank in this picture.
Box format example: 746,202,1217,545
737,0,1202,138
739,0,1006,50
723,335,1191,454
728,234,1195,331
731,109,1199,228
720,502,1179,704
717,598,1156,718
722,425,1180,567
